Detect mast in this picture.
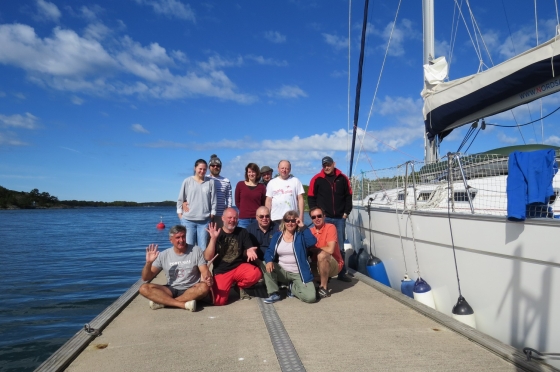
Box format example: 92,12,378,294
348,0,370,180
423,0,438,163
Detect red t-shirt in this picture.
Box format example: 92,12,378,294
235,181,266,219
309,223,344,272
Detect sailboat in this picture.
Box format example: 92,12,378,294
346,0,560,367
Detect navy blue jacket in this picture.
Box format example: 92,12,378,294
264,227,317,284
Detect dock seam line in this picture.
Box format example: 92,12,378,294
257,297,306,372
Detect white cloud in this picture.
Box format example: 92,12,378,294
0,113,38,129
246,55,287,66
0,132,29,146
264,31,286,44
0,24,257,104
381,19,419,57
84,22,111,41
322,33,348,50
71,96,84,105
544,135,560,146
15,92,26,99
36,0,61,22
267,85,307,99
134,0,195,22
497,131,518,144
131,123,149,133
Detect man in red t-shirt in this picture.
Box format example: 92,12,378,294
308,207,345,298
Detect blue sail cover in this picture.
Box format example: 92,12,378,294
423,37,560,141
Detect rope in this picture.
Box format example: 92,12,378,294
447,155,463,297
354,0,402,176
485,105,560,127
395,169,408,274
406,212,421,278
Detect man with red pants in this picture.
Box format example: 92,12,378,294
205,208,262,305
307,156,353,282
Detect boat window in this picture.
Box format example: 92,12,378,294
397,191,406,201
453,190,477,202
417,191,433,201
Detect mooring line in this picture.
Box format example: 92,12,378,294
256,296,306,372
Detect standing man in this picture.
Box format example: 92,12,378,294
265,160,305,223
205,208,262,306
260,165,273,186
308,207,345,298
307,156,353,282
139,225,212,311
208,154,232,228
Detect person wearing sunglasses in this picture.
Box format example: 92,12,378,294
308,207,346,298
262,210,317,304
246,206,279,260
307,156,353,283
207,154,232,229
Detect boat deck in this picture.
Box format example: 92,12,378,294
46,271,556,372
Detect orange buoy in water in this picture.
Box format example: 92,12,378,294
156,216,165,230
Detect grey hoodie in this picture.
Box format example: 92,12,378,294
177,176,217,220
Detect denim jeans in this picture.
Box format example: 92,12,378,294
237,218,255,229
181,217,210,250
325,217,347,276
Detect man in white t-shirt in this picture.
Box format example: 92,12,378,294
139,225,213,311
265,160,305,223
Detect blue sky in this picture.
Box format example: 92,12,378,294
1,0,560,202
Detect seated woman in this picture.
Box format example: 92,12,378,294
262,210,317,304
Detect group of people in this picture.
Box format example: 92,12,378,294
139,155,353,310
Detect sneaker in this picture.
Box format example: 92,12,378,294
337,274,352,282
149,300,165,310
184,300,197,312
263,292,281,304
318,286,331,299
239,288,252,300
286,283,295,298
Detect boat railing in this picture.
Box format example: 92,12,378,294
351,152,560,218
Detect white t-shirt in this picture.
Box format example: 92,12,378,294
266,176,305,220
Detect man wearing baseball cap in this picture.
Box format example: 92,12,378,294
307,156,353,282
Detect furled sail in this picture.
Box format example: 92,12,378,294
422,36,560,141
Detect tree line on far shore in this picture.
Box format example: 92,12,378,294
0,186,175,209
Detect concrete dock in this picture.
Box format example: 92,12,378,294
54,270,557,372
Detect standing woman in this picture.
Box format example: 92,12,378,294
177,159,217,250
235,163,267,229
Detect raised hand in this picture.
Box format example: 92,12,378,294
206,222,220,240
146,244,159,263
297,218,304,228
246,247,258,262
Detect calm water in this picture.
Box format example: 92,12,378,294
0,207,180,372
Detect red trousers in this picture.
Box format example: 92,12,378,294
213,263,262,306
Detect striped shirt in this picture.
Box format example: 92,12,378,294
207,174,232,216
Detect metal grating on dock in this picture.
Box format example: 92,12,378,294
257,297,306,372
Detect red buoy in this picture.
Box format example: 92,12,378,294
156,216,166,230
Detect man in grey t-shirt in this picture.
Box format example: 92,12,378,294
139,225,212,311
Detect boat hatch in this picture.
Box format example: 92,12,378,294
417,191,434,201
453,190,478,202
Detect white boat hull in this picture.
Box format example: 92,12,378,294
347,206,560,367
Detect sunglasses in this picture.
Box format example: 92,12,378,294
311,214,323,220
210,164,221,168
258,214,270,219
283,218,297,224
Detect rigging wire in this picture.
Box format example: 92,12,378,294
485,105,560,127
353,0,403,175
534,0,542,143
446,155,463,298
347,0,352,174
448,0,464,75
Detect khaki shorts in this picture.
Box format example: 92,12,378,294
311,256,339,278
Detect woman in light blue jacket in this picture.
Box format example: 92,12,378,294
177,159,217,250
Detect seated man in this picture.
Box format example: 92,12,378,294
308,207,345,299
139,225,212,311
246,206,279,261
205,207,262,306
